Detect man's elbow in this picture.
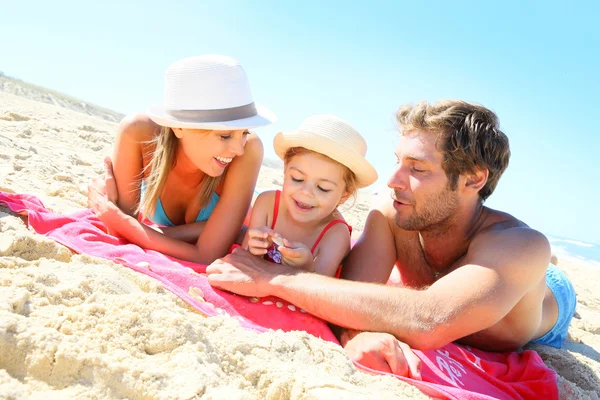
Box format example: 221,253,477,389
392,314,456,350
400,327,454,351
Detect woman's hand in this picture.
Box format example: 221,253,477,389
88,157,120,234
344,331,422,379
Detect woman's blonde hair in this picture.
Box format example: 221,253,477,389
137,126,225,218
283,147,358,205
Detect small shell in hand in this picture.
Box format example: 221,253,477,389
271,236,284,247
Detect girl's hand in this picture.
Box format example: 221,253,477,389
247,226,276,256
278,239,314,271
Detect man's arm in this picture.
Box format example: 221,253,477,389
208,226,550,350
271,226,550,349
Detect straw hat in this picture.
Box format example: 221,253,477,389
147,55,276,130
273,115,378,188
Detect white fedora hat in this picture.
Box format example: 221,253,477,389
147,55,276,130
273,115,378,188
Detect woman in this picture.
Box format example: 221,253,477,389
88,54,276,264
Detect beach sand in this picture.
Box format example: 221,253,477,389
1,91,598,399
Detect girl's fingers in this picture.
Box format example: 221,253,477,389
278,246,302,259
248,237,270,249
248,247,268,256
248,229,269,240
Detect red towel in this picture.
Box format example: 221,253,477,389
0,191,558,400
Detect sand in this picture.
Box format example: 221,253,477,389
1,91,599,399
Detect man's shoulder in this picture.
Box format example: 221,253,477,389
470,209,551,265
475,208,544,241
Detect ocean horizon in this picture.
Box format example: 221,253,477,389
547,235,600,267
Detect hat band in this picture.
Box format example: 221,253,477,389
166,102,257,123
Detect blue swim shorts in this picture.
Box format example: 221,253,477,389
531,264,577,348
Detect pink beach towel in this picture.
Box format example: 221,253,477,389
0,191,558,400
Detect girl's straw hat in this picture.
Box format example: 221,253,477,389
273,115,378,188
148,55,276,130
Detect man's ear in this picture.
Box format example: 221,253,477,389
172,127,185,139
465,168,488,193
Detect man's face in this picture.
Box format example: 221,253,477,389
388,130,460,232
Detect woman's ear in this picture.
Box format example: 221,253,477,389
172,127,185,139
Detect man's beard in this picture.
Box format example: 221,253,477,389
395,186,459,233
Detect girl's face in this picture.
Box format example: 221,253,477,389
282,152,350,224
174,128,249,176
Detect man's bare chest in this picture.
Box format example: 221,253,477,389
393,235,436,288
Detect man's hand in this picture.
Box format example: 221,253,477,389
344,332,422,379
278,239,314,271
207,246,300,297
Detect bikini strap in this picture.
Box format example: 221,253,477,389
270,190,281,230
310,219,352,253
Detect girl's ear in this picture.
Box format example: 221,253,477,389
338,190,351,206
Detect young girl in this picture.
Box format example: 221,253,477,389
242,115,377,277
88,55,276,264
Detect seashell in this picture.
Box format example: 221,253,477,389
249,297,260,303
276,301,283,308
188,287,205,302
287,305,296,311
262,301,273,306
216,308,228,316
272,236,284,247
136,261,151,271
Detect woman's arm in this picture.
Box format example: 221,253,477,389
194,134,264,260
160,221,207,243
89,159,220,262
90,121,264,264
110,114,158,217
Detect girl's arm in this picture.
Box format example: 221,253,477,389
242,191,275,253
311,223,352,277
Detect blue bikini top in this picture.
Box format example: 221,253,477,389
141,183,220,227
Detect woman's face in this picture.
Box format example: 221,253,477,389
174,128,250,176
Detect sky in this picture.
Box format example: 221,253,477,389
1,0,599,244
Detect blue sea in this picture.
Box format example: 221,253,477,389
547,235,600,267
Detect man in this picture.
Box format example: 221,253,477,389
206,100,576,375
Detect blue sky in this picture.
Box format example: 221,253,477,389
1,0,599,244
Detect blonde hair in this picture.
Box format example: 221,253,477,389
283,147,358,205
137,126,225,217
